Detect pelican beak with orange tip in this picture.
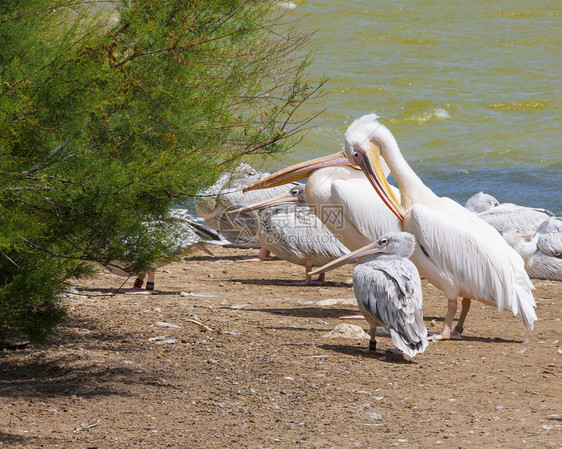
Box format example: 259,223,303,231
348,141,405,222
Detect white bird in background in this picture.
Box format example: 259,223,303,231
331,113,536,340
228,184,349,285
106,210,229,294
310,232,428,357
465,191,554,235
464,191,500,212
503,217,562,281
243,152,402,251
195,162,299,261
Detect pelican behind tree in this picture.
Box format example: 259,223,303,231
106,209,229,294
196,162,299,258
339,113,536,340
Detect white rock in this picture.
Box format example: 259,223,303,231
180,291,217,297
316,298,357,306
323,323,369,341
156,321,181,328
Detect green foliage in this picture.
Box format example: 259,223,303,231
0,0,322,344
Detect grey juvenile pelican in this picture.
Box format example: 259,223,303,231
196,162,299,259
315,114,536,341
228,184,349,285
310,232,428,357
465,191,554,235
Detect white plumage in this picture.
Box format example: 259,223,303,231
106,209,229,294
307,166,402,250
342,113,536,340
195,162,299,249
465,191,554,235
503,217,562,281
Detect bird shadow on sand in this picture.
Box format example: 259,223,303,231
241,307,360,320
74,286,183,297
227,278,352,288
186,254,281,262
452,334,524,344
0,432,59,447
318,344,416,365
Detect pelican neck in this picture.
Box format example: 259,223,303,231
379,134,437,207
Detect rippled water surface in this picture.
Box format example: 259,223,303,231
270,0,561,214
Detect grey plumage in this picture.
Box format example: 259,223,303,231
464,192,500,213
255,185,349,279
195,162,298,248
352,233,428,357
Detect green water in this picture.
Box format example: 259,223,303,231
271,0,562,213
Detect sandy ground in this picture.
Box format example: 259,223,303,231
0,246,561,448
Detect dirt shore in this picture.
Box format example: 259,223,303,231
1,246,561,448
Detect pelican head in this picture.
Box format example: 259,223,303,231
308,232,416,277
464,192,500,213
343,114,404,221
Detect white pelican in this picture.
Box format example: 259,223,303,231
465,191,554,234
228,184,349,285
335,113,536,340
243,153,402,251
309,232,427,357
106,210,229,294
196,162,299,260
503,217,562,281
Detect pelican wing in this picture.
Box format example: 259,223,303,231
526,252,562,281
536,217,562,234
261,205,349,268
536,232,562,258
478,204,553,233
353,260,427,357
331,178,402,243
407,200,537,330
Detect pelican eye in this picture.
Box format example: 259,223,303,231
379,237,388,246
290,189,299,196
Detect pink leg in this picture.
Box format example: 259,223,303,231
238,247,272,262
288,267,326,286
124,271,155,295
454,298,471,335
429,297,463,341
